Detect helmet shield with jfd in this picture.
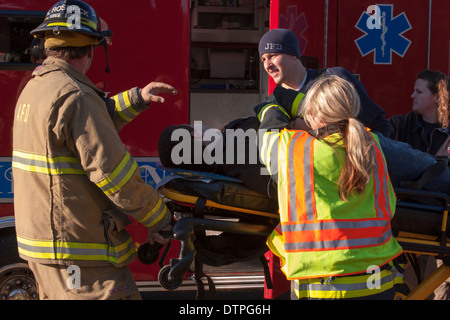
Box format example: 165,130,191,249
31,0,112,71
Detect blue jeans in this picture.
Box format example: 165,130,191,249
377,134,450,194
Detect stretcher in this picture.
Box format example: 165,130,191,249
138,168,450,300
137,169,278,298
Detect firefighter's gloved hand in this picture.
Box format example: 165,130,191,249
148,223,173,245
140,82,178,104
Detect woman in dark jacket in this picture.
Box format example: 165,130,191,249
389,70,449,156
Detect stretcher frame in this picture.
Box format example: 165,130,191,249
156,187,276,292
154,182,450,300
392,188,450,300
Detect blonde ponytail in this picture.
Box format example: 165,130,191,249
300,75,377,201
340,117,377,200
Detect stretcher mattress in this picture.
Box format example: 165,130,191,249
392,201,449,238
391,188,449,239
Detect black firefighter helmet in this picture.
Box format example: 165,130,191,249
31,0,112,71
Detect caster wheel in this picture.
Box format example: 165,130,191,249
158,265,183,290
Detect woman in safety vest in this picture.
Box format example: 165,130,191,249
256,75,404,300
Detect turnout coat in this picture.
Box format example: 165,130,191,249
12,57,171,267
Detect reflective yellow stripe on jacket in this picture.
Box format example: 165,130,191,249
257,103,290,123
17,235,136,265
290,92,305,118
13,150,138,197
113,91,140,123
137,197,169,228
12,150,85,175
260,131,280,176
96,151,138,196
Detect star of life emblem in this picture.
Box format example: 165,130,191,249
279,5,308,55
355,4,412,64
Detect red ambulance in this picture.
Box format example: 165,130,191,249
0,0,448,300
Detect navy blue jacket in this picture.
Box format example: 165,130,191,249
271,67,392,137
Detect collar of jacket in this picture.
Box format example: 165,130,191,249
411,112,449,134
309,123,341,139
37,56,105,99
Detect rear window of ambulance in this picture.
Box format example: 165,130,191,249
0,11,45,70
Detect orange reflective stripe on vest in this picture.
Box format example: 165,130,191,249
371,137,393,220
282,219,393,251
288,133,315,222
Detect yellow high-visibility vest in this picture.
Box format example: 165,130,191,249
265,129,403,280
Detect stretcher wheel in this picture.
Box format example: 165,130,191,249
158,265,183,290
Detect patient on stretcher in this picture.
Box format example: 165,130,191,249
158,116,277,198
158,114,449,197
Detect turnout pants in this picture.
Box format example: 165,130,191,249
29,262,141,300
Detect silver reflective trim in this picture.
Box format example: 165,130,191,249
284,227,393,251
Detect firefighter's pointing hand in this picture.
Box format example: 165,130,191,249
141,82,178,104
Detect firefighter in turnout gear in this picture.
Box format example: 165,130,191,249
257,75,404,299
12,0,177,300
